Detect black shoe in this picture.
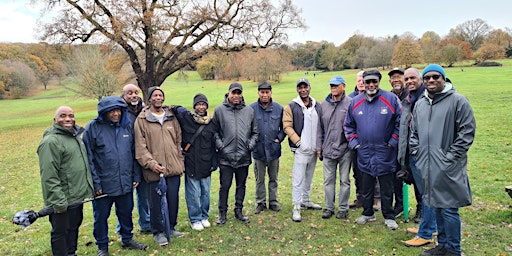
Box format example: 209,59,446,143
321,209,334,219
97,249,109,256
420,245,448,256
122,240,147,250
140,229,152,234
217,211,227,226
413,208,423,223
234,209,250,223
255,203,266,214
269,204,281,212
336,210,348,219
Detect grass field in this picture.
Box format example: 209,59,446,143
0,62,511,255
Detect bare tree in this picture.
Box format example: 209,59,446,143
37,0,305,102
448,18,492,51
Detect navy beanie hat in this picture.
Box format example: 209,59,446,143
193,93,209,108
422,64,446,81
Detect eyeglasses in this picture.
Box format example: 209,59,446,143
364,79,378,84
423,74,442,81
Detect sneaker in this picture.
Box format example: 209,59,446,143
171,230,184,237
355,215,376,224
321,209,334,219
407,227,438,236
122,240,147,250
201,219,211,228
413,208,423,223
404,236,434,247
153,233,169,246
255,203,266,214
336,210,348,219
420,245,448,256
97,249,109,256
292,205,301,222
191,222,204,231
373,199,381,211
349,199,362,208
384,219,398,230
269,204,281,212
301,201,322,210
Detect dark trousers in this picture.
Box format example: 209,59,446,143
218,165,249,213
92,193,134,250
351,150,362,197
148,175,180,234
48,204,83,256
393,165,403,213
361,172,395,220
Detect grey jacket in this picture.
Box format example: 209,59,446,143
213,95,259,168
410,83,476,208
316,93,351,159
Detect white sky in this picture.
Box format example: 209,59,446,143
0,0,510,44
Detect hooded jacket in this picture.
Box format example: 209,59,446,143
82,96,141,196
410,83,475,208
316,92,352,159
344,89,401,176
134,106,184,182
38,124,94,212
212,95,258,168
397,84,424,167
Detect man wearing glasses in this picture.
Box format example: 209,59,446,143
212,82,259,225
410,64,475,256
344,69,402,230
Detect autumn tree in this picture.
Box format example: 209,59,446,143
0,60,37,98
485,29,512,48
38,0,305,102
474,43,505,63
437,38,473,61
448,18,492,51
420,31,441,63
437,43,463,67
315,42,338,71
365,39,394,69
289,42,319,69
391,38,423,68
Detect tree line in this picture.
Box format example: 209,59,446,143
0,14,510,100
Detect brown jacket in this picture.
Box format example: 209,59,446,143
134,106,184,182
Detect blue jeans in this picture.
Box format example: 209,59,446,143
435,208,461,254
148,175,181,234
92,193,134,250
410,156,437,239
136,179,151,231
185,175,211,223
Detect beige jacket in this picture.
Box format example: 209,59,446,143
134,106,184,182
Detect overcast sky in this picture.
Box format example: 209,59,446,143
0,0,510,44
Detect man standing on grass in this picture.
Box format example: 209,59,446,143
344,69,401,230
212,82,258,225
316,75,352,219
134,86,185,246
172,93,217,231
38,106,94,256
121,83,151,234
410,64,475,256
250,82,285,214
83,96,147,255
284,78,322,222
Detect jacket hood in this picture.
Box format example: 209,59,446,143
325,92,346,104
97,96,130,126
423,82,454,105
292,95,316,108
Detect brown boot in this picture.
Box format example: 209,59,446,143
404,236,434,247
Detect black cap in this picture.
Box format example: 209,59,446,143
296,78,310,87
229,82,243,92
363,70,382,81
388,67,405,77
258,82,272,90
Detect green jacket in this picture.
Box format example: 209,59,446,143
37,124,94,212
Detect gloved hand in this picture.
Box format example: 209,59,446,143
396,168,414,185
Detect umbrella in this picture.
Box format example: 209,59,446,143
402,182,409,222
12,194,108,229
155,173,171,243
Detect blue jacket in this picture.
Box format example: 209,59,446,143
344,90,401,176
250,99,285,162
83,96,141,196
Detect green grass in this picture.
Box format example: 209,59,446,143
0,62,511,255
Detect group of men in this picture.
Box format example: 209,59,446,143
38,64,475,256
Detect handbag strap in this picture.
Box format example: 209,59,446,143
183,124,205,152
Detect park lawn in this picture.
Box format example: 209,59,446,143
0,63,511,255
